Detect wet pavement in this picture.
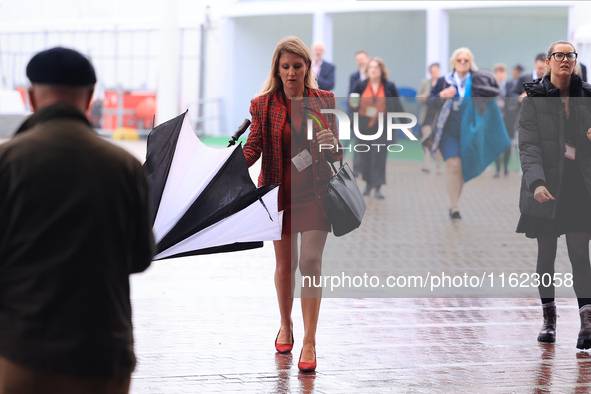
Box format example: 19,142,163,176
112,140,591,392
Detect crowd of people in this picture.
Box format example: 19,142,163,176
346,40,591,352
1,36,591,394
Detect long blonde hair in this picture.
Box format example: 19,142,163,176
449,47,479,73
260,36,318,96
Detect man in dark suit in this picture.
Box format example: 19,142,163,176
509,63,524,89
505,63,523,117
513,53,547,97
311,42,335,91
349,50,370,94
580,63,588,82
493,63,519,178
348,51,370,177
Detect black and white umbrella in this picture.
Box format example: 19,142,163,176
144,112,282,260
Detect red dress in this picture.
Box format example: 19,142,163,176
281,94,331,235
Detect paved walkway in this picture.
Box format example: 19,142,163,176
116,140,590,392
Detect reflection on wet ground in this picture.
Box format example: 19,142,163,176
131,261,591,393
117,144,590,393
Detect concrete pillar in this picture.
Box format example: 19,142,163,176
569,3,591,71
313,12,333,62
568,3,591,42
426,7,449,76
156,0,181,125
220,17,235,137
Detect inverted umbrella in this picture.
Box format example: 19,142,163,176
144,111,282,260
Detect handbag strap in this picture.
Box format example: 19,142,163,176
329,158,343,174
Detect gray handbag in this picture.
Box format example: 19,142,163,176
325,160,367,237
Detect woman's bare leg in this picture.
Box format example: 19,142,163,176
299,230,328,363
273,233,298,344
423,146,432,171
435,149,443,173
445,157,464,212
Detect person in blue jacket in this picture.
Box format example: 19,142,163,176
426,47,508,219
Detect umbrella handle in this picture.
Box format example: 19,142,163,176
228,119,251,147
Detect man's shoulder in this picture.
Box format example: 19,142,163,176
581,81,591,97
2,118,141,169
353,78,368,92
434,76,446,88
518,74,533,84
79,130,144,172
321,61,335,71
419,77,431,86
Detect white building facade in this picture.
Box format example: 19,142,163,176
1,0,591,135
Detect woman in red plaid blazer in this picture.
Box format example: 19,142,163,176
243,36,342,372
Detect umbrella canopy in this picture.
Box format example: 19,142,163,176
144,111,282,260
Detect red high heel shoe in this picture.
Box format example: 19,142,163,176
274,327,294,353
298,347,316,372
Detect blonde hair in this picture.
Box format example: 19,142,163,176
449,47,478,72
259,36,318,96
364,57,389,81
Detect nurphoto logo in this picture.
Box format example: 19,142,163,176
303,108,417,153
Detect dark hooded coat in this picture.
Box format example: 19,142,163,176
518,74,591,222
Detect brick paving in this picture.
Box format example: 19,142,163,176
4,137,589,393
318,157,574,299
116,138,590,393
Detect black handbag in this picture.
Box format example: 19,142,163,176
325,160,367,237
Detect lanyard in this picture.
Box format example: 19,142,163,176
452,71,470,97
368,82,381,104
281,89,306,151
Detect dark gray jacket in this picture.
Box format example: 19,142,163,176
0,103,154,378
518,74,591,219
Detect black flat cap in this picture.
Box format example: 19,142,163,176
26,47,97,86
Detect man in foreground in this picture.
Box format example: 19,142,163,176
0,47,154,393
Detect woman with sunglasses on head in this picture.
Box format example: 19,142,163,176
243,36,342,372
426,47,505,219
517,40,591,348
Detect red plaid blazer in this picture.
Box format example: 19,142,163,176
243,88,343,217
